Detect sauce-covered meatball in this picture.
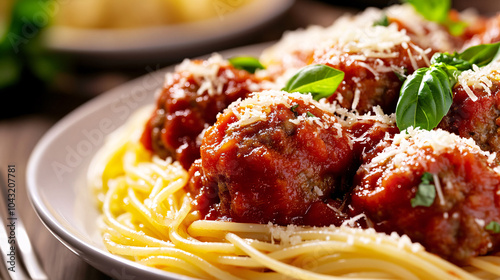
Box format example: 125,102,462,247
350,128,500,264
439,63,500,157
313,24,431,114
463,13,500,48
141,55,264,169
190,90,355,226
387,7,464,52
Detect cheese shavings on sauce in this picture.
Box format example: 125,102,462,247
332,104,395,129
384,5,457,52
369,127,494,168
259,4,450,86
316,24,411,61
458,61,500,101
166,53,264,98
226,90,340,131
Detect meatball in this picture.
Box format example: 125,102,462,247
386,8,463,52
350,128,500,264
313,24,431,114
191,90,355,226
438,65,500,157
463,13,500,48
141,55,263,170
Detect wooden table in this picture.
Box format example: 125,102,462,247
0,1,353,279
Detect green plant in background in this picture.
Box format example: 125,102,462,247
0,0,62,91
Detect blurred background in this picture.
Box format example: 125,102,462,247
0,0,498,279
0,0,492,119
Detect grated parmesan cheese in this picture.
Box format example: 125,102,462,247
385,4,455,52
433,174,445,206
475,218,486,228
342,213,368,227
313,186,324,196
368,127,496,173
226,90,343,132
260,4,443,81
168,53,265,98
351,89,361,111
314,23,412,67
458,61,500,102
267,223,302,246
174,53,227,97
334,105,396,128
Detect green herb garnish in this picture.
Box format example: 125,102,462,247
282,64,344,101
290,104,299,117
486,221,500,233
374,14,389,27
396,42,500,131
396,64,455,131
432,42,500,68
411,172,436,208
404,0,449,23
430,53,473,71
228,56,265,74
306,111,316,118
403,0,467,36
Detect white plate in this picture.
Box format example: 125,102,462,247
27,42,270,280
43,0,293,65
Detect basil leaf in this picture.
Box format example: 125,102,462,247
432,42,500,72
228,56,265,74
290,104,299,117
411,172,436,208
396,64,454,131
486,221,500,233
374,14,389,27
403,0,467,36
430,53,472,71
283,64,344,101
446,19,468,37
459,42,500,67
404,0,450,23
